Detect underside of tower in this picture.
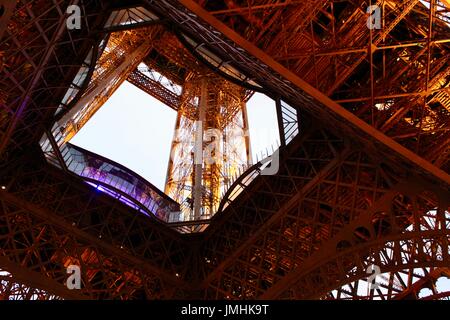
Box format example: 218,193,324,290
0,0,449,301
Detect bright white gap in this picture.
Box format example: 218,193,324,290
71,81,177,190
71,84,279,192
436,276,450,295
246,92,280,161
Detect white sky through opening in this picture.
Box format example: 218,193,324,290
71,82,279,192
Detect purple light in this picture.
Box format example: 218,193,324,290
86,182,97,188
81,173,176,222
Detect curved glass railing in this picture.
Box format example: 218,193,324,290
36,7,300,232
63,144,181,222
40,132,181,223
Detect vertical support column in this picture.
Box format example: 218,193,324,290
241,101,253,165
275,97,286,147
165,75,251,220
165,112,182,195
193,78,207,219
417,0,435,153
56,38,154,134
368,0,375,126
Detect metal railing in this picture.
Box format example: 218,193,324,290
40,132,181,224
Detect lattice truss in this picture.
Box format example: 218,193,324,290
57,27,163,142
0,268,62,300
165,74,251,220
195,0,450,172
197,121,450,300
44,10,253,222
0,0,449,300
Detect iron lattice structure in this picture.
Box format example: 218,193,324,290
0,0,449,300
165,74,251,220
52,22,252,223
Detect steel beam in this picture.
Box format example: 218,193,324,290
177,0,450,187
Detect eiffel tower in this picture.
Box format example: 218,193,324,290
0,0,449,300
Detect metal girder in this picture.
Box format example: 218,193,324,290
196,123,449,299
127,69,181,111
0,0,75,155
1,0,450,300
56,27,159,141
186,0,450,171
200,131,350,288
0,188,188,299
0,0,111,159
0,256,86,300
2,117,449,300
260,178,450,299
0,152,193,299
161,0,450,187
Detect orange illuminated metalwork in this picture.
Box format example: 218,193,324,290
0,0,449,301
